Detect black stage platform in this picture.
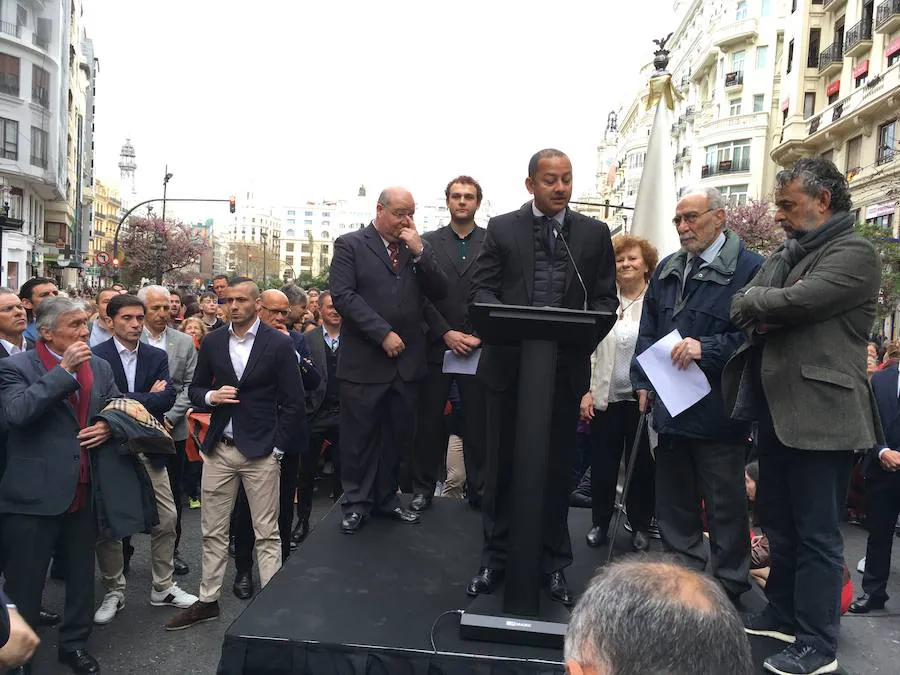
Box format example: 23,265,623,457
217,498,826,674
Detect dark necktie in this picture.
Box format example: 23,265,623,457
387,242,400,272
683,256,704,299
543,216,556,254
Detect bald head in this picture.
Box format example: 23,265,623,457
375,186,415,242
257,289,291,332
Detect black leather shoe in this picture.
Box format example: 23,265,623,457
545,570,574,607
585,526,607,548
409,493,432,512
466,567,505,597
58,648,100,675
569,491,592,509
375,506,421,524
232,570,254,600
173,551,190,576
632,531,650,552
341,512,366,534
39,606,61,626
848,593,887,614
290,519,310,549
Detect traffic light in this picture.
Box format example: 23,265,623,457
112,258,119,268
229,196,236,214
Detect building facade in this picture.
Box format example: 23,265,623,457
772,0,899,232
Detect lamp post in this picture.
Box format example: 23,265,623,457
161,166,173,226
261,228,268,285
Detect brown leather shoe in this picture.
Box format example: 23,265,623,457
164,600,220,631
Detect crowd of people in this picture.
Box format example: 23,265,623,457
0,152,895,675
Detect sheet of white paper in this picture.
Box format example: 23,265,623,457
636,329,711,417
442,348,482,375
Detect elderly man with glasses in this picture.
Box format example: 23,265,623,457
631,186,763,605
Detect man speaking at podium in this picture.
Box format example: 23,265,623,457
466,149,618,605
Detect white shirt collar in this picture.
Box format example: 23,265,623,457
689,231,727,266
229,316,261,340
0,337,26,354
113,337,139,356
531,201,566,226
144,326,167,341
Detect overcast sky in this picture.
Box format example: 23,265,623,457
83,0,673,224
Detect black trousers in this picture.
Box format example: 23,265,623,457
862,467,900,600
297,421,341,522
165,439,187,550
339,378,417,515
1,507,96,652
655,434,751,597
234,454,296,573
589,400,655,532
413,365,487,502
481,372,578,574
757,421,853,658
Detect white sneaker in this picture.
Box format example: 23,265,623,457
94,591,125,625
857,556,866,574
150,584,198,609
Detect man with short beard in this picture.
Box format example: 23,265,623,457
725,157,881,675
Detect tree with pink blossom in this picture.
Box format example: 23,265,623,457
725,199,784,256
119,217,211,284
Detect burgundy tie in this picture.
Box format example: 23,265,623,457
387,242,400,272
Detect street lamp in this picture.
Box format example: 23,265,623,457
261,228,268,284
161,166,173,226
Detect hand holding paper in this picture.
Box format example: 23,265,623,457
636,329,710,417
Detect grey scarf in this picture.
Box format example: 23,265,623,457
754,212,855,289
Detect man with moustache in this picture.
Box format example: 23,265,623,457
411,176,487,511
330,186,448,534
467,149,618,606
632,187,761,609
168,291,184,327
725,158,881,675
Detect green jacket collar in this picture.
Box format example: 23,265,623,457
659,229,742,285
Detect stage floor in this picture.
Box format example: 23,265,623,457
218,498,872,674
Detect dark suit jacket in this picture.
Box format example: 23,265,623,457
92,338,176,421
188,320,306,459
289,329,321,393
330,223,448,384
422,225,486,364
469,204,618,395
0,351,122,516
305,327,330,418
870,365,900,477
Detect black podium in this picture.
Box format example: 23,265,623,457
459,303,615,649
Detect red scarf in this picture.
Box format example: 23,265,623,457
36,340,94,511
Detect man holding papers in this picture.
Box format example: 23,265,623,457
631,186,762,602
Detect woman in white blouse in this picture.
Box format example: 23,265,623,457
580,235,658,552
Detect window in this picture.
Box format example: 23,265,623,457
753,94,765,112
890,52,900,68
16,5,26,28
285,255,294,266
846,135,862,172
30,126,47,167
787,40,794,74
731,50,745,73
285,228,295,237
755,46,768,69
286,243,294,252
304,210,313,217
736,0,747,20
320,231,330,239
761,0,771,15
0,53,20,96
867,214,894,229
322,211,331,217
627,152,645,169
828,90,840,105
877,121,896,165
0,117,17,159
803,92,816,119
32,65,49,108
287,209,295,216
322,220,330,226
303,219,312,225
807,29,821,69
286,218,295,225
720,184,749,205
704,139,751,174
855,73,867,89
730,98,742,116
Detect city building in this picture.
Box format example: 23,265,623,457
217,189,282,280
772,0,899,232
592,0,791,233
86,177,119,285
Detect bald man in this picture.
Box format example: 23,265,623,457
230,289,321,598
330,186,448,533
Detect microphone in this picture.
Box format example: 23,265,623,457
553,222,588,311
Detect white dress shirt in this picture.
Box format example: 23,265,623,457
0,337,26,355
114,337,139,392
206,317,261,440
144,328,167,353
89,321,113,348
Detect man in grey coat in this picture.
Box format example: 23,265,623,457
724,157,882,675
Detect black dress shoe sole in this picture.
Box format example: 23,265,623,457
848,601,886,614
233,586,253,600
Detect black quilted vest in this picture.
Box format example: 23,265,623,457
532,217,568,308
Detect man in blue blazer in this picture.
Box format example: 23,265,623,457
91,294,196,627
166,278,305,630
851,362,900,613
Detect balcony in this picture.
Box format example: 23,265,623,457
701,158,751,178
823,0,848,11
724,71,744,91
698,111,769,137
692,37,719,82
0,21,21,38
714,18,759,50
844,19,873,57
818,43,844,75
876,0,900,33
673,147,692,168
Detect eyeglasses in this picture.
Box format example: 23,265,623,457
672,209,714,226
260,305,290,317
382,205,415,220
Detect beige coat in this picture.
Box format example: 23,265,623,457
588,289,645,411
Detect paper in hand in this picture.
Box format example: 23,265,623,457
442,348,482,376
635,329,710,417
